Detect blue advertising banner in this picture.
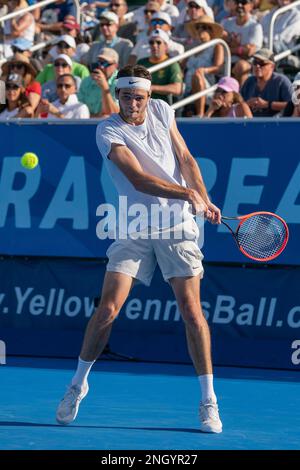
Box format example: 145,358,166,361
0,120,299,264
1,258,299,369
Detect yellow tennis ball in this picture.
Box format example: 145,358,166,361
21,152,39,170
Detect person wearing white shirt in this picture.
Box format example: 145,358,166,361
36,74,90,119
260,0,300,54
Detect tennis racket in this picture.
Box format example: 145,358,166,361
221,211,289,262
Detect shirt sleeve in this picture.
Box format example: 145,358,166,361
152,99,175,129
249,23,263,49
26,81,42,95
96,122,126,160
169,63,183,84
279,76,293,102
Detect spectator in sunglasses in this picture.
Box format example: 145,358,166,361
81,11,133,68
137,29,183,105
1,52,41,112
129,11,184,65
36,35,90,85
204,76,252,117
174,0,214,46
78,47,119,117
132,0,179,37
222,0,263,86
36,73,90,119
0,73,33,120
41,54,81,102
241,48,292,116
134,0,161,42
93,0,137,42
36,0,76,36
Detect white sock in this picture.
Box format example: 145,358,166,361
198,374,217,403
71,357,95,389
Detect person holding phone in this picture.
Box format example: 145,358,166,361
78,47,119,118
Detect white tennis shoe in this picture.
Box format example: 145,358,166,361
56,382,89,425
199,399,223,433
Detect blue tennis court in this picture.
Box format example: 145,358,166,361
1,357,299,450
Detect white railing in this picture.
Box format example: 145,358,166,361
147,38,231,111
268,0,300,54
0,0,81,25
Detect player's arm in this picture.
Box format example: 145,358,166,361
108,143,206,214
170,119,221,224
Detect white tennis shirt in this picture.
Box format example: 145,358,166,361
96,99,193,230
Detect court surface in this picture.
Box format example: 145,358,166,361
1,357,299,450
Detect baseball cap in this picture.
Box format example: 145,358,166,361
54,54,73,68
97,47,119,63
217,76,240,93
11,37,33,51
6,73,23,87
99,11,119,24
56,35,76,49
63,16,80,31
151,11,172,26
253,48,274,63
149,29,170,45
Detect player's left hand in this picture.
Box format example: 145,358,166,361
205,201,221,224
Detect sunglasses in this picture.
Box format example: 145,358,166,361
57,83,73,89
196,24,212,32
150,19,168,26
215,87,227,94
253,59,269,67
144,9,157,14
10,63,25,70
149,40,163,45
188,3,201,8
57,42,72,49
6,83,20,90
54,61,69,67
235,0,251,4
100,22,114,27
97,59,113,68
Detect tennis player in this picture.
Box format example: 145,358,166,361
56,65,223,433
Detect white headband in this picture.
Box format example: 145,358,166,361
116,77,151,91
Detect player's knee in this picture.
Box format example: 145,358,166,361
180,302,205,329
95,302,120,328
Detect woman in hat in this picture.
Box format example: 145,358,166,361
1,53,41,111
184,15,225,117
204,76,252,118
0,73,33,119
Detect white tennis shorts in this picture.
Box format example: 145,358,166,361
106,219,204,286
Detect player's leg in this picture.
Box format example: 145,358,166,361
56,271,134,425
80,271,134,361
169,275,222,433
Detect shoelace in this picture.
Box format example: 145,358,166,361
61,386,82,406
200,403,219,421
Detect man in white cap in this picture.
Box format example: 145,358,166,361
36,35,90,84
41,53,82,102
128,11,184,64
81,11,133,69
78,47,119,117
56,63,223,435
137,29,183,105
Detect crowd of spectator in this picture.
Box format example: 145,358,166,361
0,0,300,120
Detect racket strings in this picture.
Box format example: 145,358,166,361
237,214,286,260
